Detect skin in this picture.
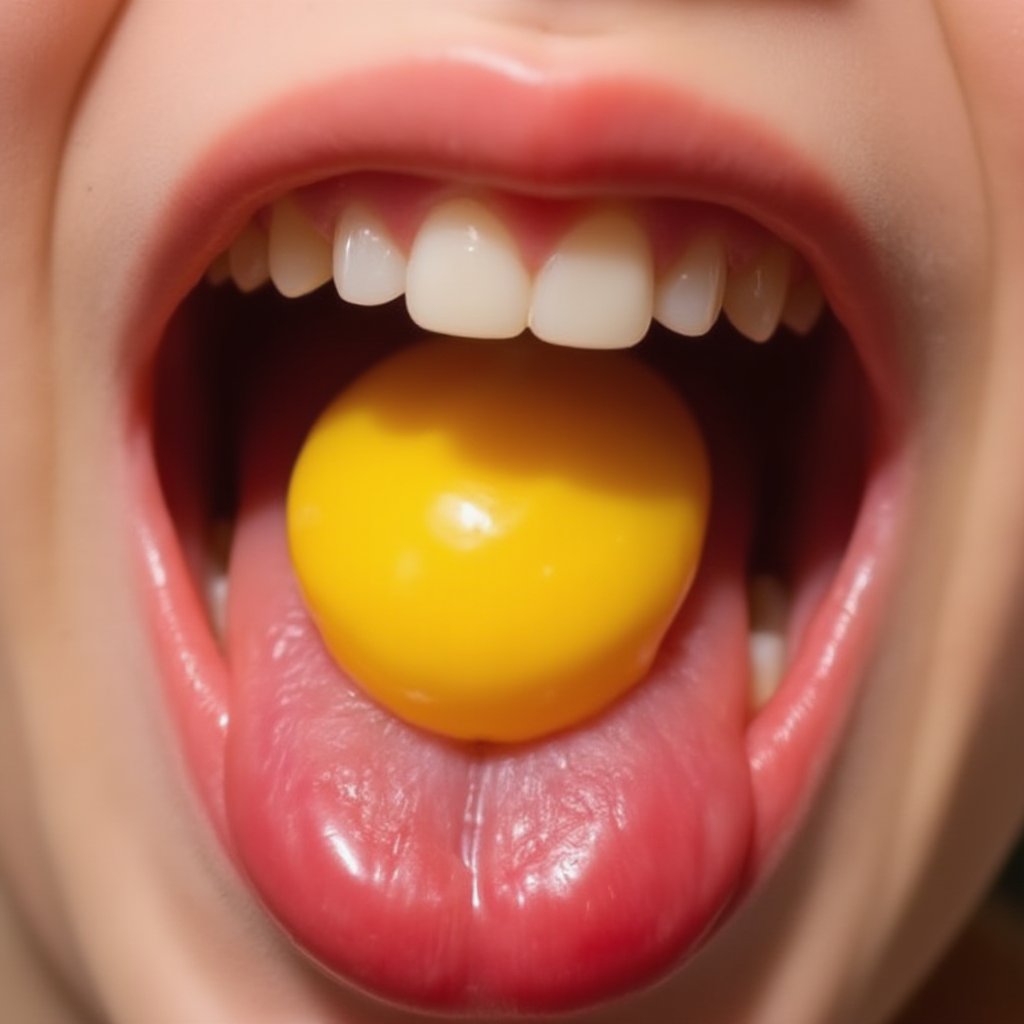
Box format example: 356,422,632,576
1,1,1023,1021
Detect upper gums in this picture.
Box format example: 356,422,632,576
209,175,827,348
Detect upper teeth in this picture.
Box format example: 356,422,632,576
216,191,825,347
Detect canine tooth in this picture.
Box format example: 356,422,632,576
205,251,231,286
530,209,653,349
748,575,790,710
654,235,727,337
781,274,826,335
406,197,530,338
333,203,406,306
723,244,792,343
268,199,333,298
228,222,271,293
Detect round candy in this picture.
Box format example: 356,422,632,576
287,336,710,742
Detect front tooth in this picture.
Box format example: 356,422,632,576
654,235,727,337
781,273,826,335
723,243,792,343
748,575,790,710
229,222,271,293
333,203,406,306
268,199,333,298
530,210,653,349
406,197,530,339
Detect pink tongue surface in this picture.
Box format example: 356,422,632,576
222,317,755,1012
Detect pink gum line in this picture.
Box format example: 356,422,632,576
256,171,810,280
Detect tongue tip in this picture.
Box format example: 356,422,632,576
229,778,752,1015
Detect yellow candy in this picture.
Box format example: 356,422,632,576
287,336,710,742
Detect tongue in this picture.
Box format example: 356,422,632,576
222,306,755,1013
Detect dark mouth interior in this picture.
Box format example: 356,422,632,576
152,266,871,700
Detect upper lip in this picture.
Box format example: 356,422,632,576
124,50,906,436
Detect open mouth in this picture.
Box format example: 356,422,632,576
127,62,910,1015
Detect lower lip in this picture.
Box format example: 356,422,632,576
125,57,911,1013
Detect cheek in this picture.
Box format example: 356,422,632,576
0,0,123,331
866,0,1024,1003
0,0,123,132
938,0,1024,174
0,0,135,995
0,0,125,545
